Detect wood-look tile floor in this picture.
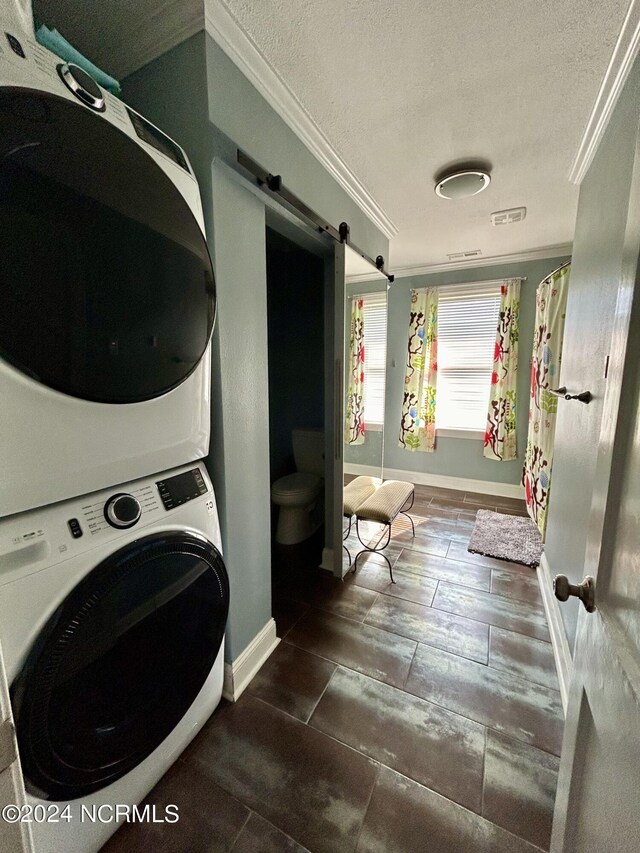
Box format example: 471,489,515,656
103,484,562,853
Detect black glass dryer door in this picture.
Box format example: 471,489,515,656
0,88,215,403
11,532,229,801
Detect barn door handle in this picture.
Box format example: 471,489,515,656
553,575,596,613
549,386,567,396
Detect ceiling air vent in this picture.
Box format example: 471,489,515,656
491,207,527,226
447,249,482,261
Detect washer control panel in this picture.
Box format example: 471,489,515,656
82,482,159,536
156,468,208,511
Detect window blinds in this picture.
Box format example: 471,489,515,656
436,281,502,431
360,291,387,426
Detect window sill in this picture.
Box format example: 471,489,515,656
365,422,383,432
436,428,485,440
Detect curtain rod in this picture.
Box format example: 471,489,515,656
236,149,395,283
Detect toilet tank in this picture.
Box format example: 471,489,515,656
292,429,325,477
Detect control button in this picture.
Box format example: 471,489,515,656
57,62,105,111
5,33,25,58
67,518,83,539
104,493,141,529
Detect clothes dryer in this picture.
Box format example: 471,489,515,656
0,28,215,516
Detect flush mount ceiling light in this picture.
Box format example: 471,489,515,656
435,169,491,200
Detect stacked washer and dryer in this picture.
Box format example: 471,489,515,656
0,20,228,853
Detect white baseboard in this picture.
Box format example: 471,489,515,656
222,619,279,702
357,465,526,500
320,546,335,572
344,463,382,478
538,552,573,714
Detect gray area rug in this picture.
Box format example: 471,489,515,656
468,509,543,567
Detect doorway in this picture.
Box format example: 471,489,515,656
266,226,326,574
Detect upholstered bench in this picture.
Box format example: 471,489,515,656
343,476,382,565
354,480,415,582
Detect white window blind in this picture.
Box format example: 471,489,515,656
360,291,387,426
436,281,502,431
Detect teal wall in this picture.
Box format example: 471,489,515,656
123,32,388,661
544,55,640,651
346,256,570,487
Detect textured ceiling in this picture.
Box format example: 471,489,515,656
33,0,629,269
218,0,629,268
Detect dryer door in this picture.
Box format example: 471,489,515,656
0,88,215,403
11,532,229,801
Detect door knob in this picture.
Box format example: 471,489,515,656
553,575,596,613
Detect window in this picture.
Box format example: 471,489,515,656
360,291,387,427
436,281,501,432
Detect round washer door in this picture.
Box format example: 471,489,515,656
0,88,215,403
11,532,229,801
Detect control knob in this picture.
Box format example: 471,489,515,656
104,493,141,529
57,62,105,111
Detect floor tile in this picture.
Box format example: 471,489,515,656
390,528,451,557
395,550,491,591
286,609,417,688
483,730,560,849
231,812,310,852
246,642,336,722
490,567,542,605
489,626,559,691
405,643,564,755
310,668,485,812
446,541,531,574
186,696,378,853
312,580,379,622
101,759,249,853
429,497,491,512
348,560,438,607
365,594,489,664
355,766,541,853
272,597,309,638
433,581,549,641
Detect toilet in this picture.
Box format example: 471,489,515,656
271,428,324,545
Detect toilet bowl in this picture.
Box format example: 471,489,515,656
271,429,324,545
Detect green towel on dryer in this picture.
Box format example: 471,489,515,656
35,24,121,96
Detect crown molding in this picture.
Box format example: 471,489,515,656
346,243,573,283
569,0,640,185
204,0,398,240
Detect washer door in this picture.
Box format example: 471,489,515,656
0,88,215,403
11,532,229,801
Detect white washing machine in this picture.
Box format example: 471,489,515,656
0,25,216,517
0,461,228,852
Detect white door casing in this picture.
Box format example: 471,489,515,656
551,89,640,852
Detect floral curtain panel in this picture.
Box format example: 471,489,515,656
484,279,521,461
398,288,438,452
345,297,365,445
523,264,571,536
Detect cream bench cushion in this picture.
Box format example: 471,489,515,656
355,480,414,525
343,476,382,517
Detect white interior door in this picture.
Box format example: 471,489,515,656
550,147,640,852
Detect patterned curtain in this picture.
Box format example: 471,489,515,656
523,264,571,536
398,288,438,452
484,279,521,461
345,297,365,445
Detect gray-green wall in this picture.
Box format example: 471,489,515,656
123,32,388,662
544,55,640,651
347,256,570,486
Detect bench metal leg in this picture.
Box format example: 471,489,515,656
353,519,396,583
399,490,415,537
